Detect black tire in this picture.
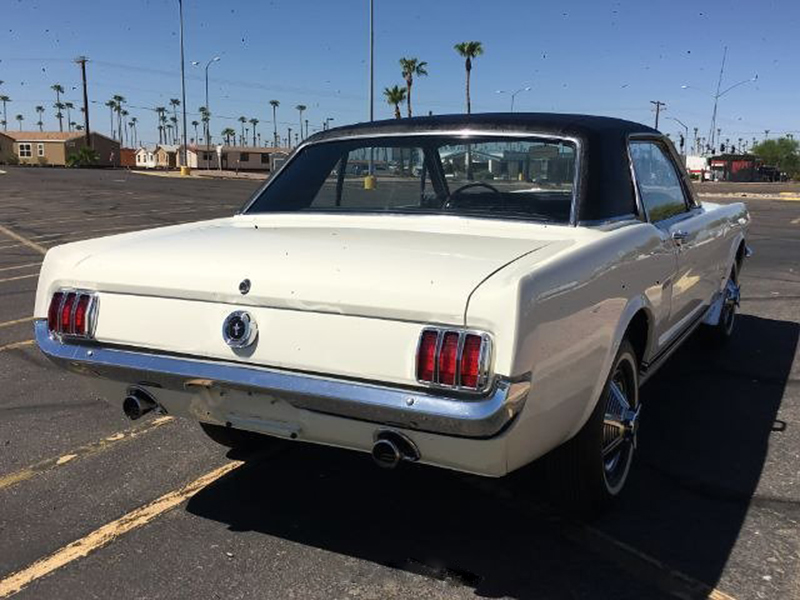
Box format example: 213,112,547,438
199,422,279,451
704,264,739,345
545,339,640,518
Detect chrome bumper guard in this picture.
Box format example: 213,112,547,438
34,320,529,438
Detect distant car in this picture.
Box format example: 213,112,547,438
35,113,750,514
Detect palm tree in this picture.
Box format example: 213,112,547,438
238,116,247,145
383,86,407,119
295,105,307,140
51,84,65,130
64,102,74,131
169,98,181,143
169,116,178,144
112,95,126,143
15,114,24,130
155,106,167,144
53,102,65,132
453,41,483,114
269,100,280,146
129,117,138,147
35,106,45,131
191,120,199,143
198,106,211,147
399,58,428,118
0,95,10,131
121,109,130,146
249,118,259,146
75,124,83,131
105,100,116,138
221,127,236,145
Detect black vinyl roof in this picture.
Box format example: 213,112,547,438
305,113,668,222
310,112,659,142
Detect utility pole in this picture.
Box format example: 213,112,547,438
650,100,666,130
178,0,189,172
305,118,309,139
287,127,292,148
75,56,91,148
367,0,375,180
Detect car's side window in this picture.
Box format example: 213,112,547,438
629,141,689,223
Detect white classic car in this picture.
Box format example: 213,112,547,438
35,114,749,514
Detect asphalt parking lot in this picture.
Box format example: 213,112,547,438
0,166,798,599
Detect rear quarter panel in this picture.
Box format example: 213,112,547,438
466,221,675,472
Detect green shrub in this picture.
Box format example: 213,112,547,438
67,147,99,167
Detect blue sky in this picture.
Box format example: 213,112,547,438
1,0,798,147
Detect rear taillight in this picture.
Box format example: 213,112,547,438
416,328,491,391
47,290,97,339
417,330,438,382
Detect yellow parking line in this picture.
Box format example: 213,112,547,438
0,340,34,353
0,461,242,598
0,273,38,284
0,416,174,492
0,225,47,255
0,317,33,329
791,217,800,225
0,262,41,273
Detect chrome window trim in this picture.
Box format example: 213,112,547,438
34,320,528,439
627,136,696,225
239,130,583,227
415,327,494,393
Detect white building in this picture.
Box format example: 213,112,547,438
186,144,289,171
135,146,157,169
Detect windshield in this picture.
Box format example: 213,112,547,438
245,135,577,223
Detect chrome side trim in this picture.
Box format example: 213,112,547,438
34,320,529,438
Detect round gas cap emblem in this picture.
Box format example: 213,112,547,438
239,279,251,295
222,311,258,348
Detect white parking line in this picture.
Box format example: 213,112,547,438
0,263,41,273
0,273,38,284
0,340,34,353
0,461,242,598
0,317,34,329
0,225,47,255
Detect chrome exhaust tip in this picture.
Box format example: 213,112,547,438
122,387,159,420
372,438,402,469
371,430,420,469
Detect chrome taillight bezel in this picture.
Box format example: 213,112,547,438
415,327,493,393
48,289,99,341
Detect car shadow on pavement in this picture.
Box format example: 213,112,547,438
186,314,797,599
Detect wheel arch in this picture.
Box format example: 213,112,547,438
564,296,654,441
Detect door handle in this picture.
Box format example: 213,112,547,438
671,230,689,244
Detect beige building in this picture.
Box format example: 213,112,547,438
187,144,289,171
154,144,180,168
0,131,120,166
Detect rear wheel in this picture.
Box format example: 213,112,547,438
705,265,740,344
199,422,279,451
546,340,640,517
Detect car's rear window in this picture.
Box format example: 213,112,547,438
245,135,577,223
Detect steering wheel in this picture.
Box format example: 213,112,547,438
450,181,501,196
444,181,502,209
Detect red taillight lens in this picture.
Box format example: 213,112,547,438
60,292,77,334
438,332,459,385
73,294,91,335
417,330,438,382
460,334,483,388
48,292,64,332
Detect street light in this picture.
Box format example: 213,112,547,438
496,86,532,112
323,117,334,130
192,56,221,156
666,116,689,162
681,47,757,153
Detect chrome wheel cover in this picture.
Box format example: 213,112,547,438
602,358,639,495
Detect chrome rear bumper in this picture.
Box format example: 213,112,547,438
34,320,529,438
